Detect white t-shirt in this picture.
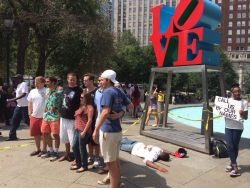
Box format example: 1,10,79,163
131,142,162,163
27,87,46,118
225,99,248,130
16,82,29,107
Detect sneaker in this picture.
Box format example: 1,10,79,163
230,170,241,177
93,159,101,169
6,137,18,141
88,157,94,165
41,151,51,159
50,152,59,162
37,151,46,157
225,165,232,172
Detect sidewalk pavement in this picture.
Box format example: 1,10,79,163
0,114,250,188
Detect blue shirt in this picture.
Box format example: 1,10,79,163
94,88,103,120
100,87,130,132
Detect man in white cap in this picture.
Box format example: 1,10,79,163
93,70,133,188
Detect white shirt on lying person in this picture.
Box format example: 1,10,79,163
131,142,162,163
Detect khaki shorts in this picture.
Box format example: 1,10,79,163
99,130,122,163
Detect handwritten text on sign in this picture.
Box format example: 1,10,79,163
213,96,242,121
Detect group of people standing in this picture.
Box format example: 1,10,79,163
4,70,133,188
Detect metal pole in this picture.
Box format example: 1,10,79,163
201,65,212,153
6,31,10,85
140,70,155,133
163,71,172,127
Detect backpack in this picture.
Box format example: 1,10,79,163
212,139,228,158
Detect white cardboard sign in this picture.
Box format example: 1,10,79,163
213,96,242,121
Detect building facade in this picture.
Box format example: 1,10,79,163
112,0,180,46
214,0,250,91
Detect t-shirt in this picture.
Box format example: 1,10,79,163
94,88,103,121
43,89,64,121
27,87,46,118
88,88,97,128
100,87,130,132
16,82,29,107
225,99,248,130
74,106,92,134
61,86,82,119
131,142,162,163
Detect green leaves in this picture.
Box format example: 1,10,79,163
109,31,156,83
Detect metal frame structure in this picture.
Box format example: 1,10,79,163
140,65,225,154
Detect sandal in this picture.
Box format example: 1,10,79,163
76,167,88,173
30,150,41,156
71,160,76,166
97,168,109,174
58,155,68,162
97,178,110,185
70,165,79,170
230,170,241,177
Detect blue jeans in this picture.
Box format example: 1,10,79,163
72,129,90,168
9,106,29,139
225,128,243,166
120,137,137,153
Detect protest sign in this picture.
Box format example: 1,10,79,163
213,96,242,121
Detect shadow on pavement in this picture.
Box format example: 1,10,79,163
120,158,170,188
239,165,250,175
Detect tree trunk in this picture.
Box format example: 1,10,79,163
36,37,47,76
16,23,29,75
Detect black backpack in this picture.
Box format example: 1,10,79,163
212,139,228,158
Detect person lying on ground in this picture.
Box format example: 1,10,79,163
120,137,171,173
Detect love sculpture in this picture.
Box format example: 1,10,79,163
150,0,221,67
140,0,223,154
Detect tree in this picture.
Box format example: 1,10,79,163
206,49,237,96
3,0,114,77
6,0,30,75
110,32,156,83
153,48,237,97
244,72,250,94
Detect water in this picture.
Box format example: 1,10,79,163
168,106,250,138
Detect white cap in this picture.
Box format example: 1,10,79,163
101,70,119,84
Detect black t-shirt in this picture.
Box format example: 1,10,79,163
61,86,83,119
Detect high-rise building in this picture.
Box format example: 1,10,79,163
101,0,113,30
112,0,180,46
214,0,250,91
214,0,250,52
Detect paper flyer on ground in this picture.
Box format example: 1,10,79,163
213,96,242,121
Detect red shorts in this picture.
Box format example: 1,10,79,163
41,120,60,135
30,116,43,136
132,98,140,106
